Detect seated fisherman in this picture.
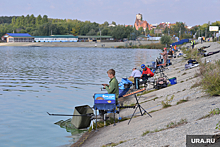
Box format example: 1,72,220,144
168,48,173,58
102,69,119,105
140,64,154,81
129,67,142,89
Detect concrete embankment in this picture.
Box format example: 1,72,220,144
0,41,159,48
73,42,220,147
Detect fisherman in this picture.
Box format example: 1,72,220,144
174,45,177,51
160,47,168,66
168,48,173,58
191,39,195,49
129,67,142,89
140,64,154,81
102,69,119,104
203,36,206,42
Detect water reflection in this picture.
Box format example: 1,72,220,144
0,46,161,147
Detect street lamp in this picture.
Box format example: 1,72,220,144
99,28,101,42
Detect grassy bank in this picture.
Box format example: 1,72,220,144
116,43,165,49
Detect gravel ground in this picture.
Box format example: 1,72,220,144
76,42,220,147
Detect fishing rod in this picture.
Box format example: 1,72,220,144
0,81,103,86
47,112,94,117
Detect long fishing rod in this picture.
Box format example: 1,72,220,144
0,81,103,86
47,112,94,117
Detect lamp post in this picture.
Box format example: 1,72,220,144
99,28,101,42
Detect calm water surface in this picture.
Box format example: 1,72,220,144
0,46,161,147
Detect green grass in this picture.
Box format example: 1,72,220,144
102,140,129,147
142,118,187,136
182,72,187,75
142,130,152,136
180,81,184,83
182,47,200,60
199,59,220,96
88,117,130,132
117,43,165,49
176,98,189,105
166,118,188,128
139,97,159,105
161,95,174,108
197,108,220,120
137,89,156,96
149,109,160,113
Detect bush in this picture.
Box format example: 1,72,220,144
116,43,165,49
199,60,220,96
160,35,172,46
182,47,200,60
182,34,193,39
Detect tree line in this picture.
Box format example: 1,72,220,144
0,14,142,40
0,14,219,40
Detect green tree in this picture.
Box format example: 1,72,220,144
36,15,42,25
86,29,96,36
30,14,35,26
138,27,144,35
42,15,48,24
150,28,154,35
112,21,116,26
11,17,16,25
25,15,30,26
160,35,172,46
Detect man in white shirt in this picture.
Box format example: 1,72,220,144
129,67,142,89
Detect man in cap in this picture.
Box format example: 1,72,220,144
140,64,154,81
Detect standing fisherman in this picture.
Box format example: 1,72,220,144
191,39,195,49
160,47,168,66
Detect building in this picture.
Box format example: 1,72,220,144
78,36,114,42
108,24,116,27
34,35,78,42
1,33,34,42
134,13,150,31
125,25,133,27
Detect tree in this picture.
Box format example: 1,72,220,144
112,21,116,26
36,15,42,25
101,28,111,36
25,15,30,26
30,14,35,26
86,29,96,36
112,26,124,39
11,17,16,25
138,27,144,35
160,35,172,46
42,15,48,24
150,28,154,35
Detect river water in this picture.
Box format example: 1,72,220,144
0,46,161,147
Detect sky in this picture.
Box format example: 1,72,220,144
0,0,219,26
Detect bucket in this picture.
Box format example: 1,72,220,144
169,77,177,85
